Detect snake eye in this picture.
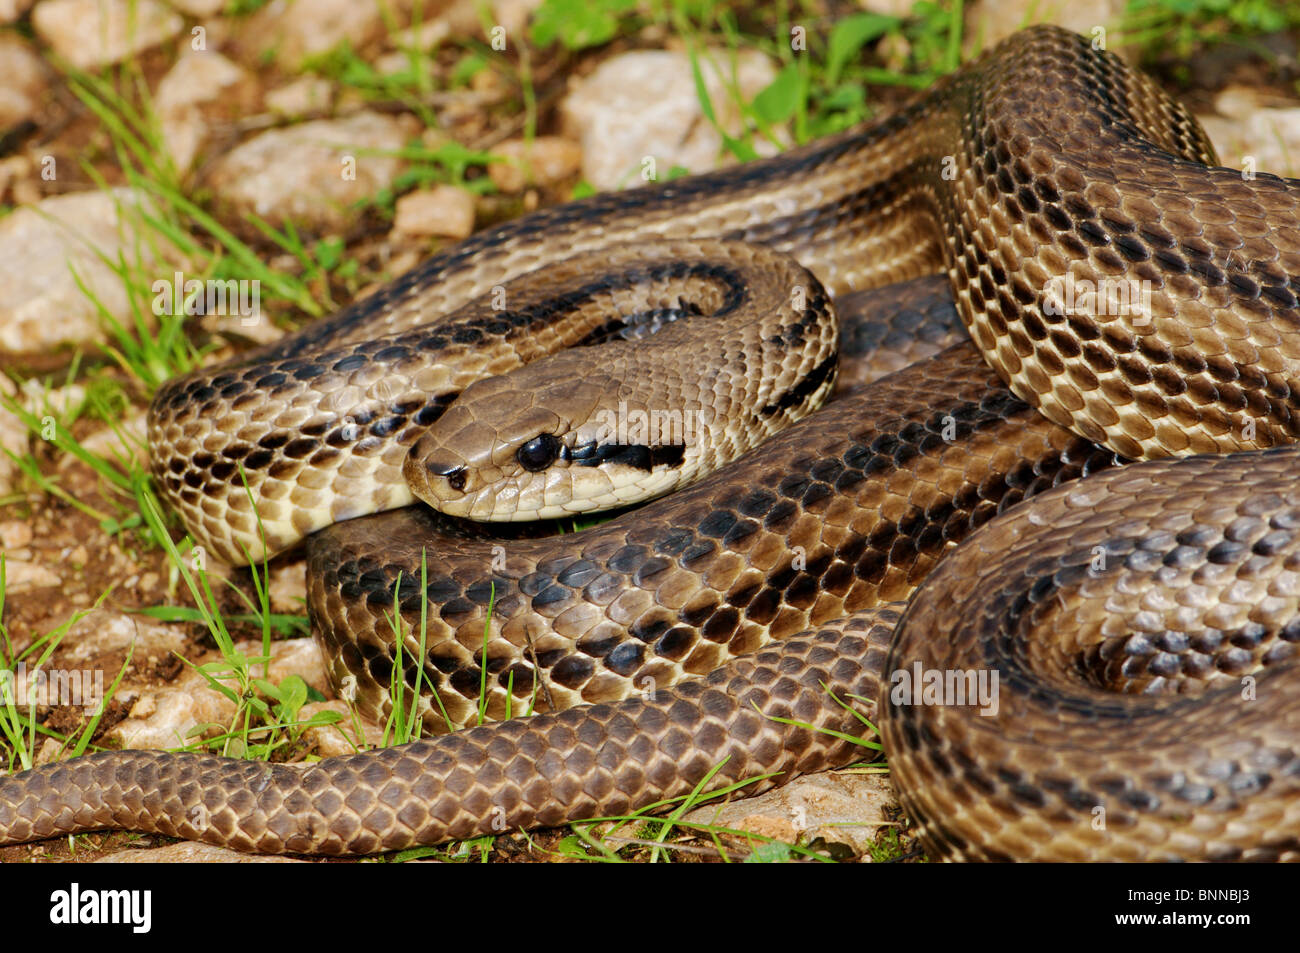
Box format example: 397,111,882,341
517,433,561,472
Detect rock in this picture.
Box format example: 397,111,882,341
855,0,916,15
2,561,63,592
206,113,409,231
0,373,23,493
1196,87,1300,179
264,76,334,118
391,185,476,239
164,0,225,15
487,136,583,193
33,0,184,71
0,155,33,204
389,18,452,52
109,637,324,749
62,608,189,663
0,34,49,130
267,560,307,615
264,637,330,697
683,771,897,857
155,49,258,174
0,0,34,26
0,188,175,358
301,700,387,756
114,673,235,749
76,411,150,471
97,842,306,862
560,48,783,190
967,0,1123,50
240,0,390,69
493,0,543,37
0,519,32,549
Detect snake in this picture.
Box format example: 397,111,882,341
4,24,1300,861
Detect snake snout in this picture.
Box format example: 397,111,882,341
404,444,473,503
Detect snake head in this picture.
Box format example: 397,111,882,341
404,350,696,521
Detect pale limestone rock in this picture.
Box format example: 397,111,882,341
97,842,306,862
683,771,897,857
1,561,62,592
1196,86,1300,179
560,48,783,190
264,636,330,697
0,0,34,25
206,113,409,231
0,188,173,357
855,0,916,16
487,136,583,193
70,411,148,471
62,608,189,663
967,0,1124,50
268,560,308,616
164,0,225,15
155,49,257,173
264,76,334,117
492,0,543,38
111,637,327,749
389,17,452,51
0,34,48,130
392,185,476,239
242,0,390,69
301,699,388,757
33,0,184,70
0,373,23,494
0,519,32,549
114,676,234,749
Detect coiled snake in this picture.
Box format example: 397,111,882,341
3,26,1300,861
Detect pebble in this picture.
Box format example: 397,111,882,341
206,113,410,231
32,0,183,71
392,185,477,239
487,137,583,193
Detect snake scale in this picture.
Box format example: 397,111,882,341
4,25,1300,861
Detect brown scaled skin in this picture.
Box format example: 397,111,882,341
6,26,1300,859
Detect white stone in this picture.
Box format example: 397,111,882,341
155,49,254,173
560,48,784,191
487,136,583,193
33,0,184,71
0,373,23,494
0,0,34,25
683,770,899,856
163,0,225,15
968,0,1123,49
97,842,307,862
0,519,32,549
301,700,387,756
1196,88,1300,178
243,0,389,68
2,560,61,590
392,185,476,239
0,188,172,357
0,34,47,130
264,76,334,117
206,113,409,231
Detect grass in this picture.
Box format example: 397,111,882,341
3,0,1277,862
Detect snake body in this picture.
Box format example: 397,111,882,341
4,25,1300,860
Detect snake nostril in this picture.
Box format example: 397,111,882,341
424,459,467,491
